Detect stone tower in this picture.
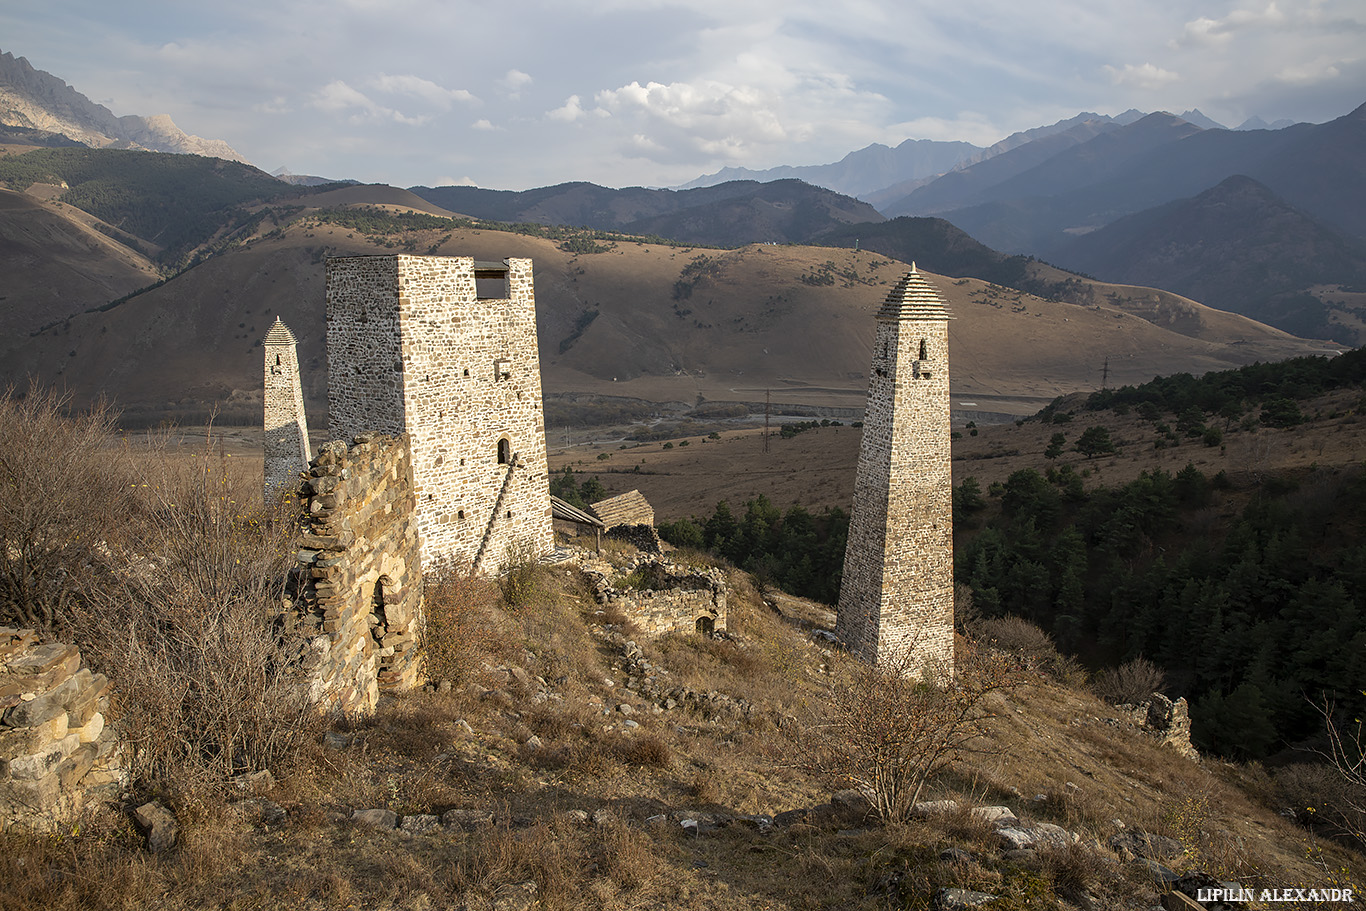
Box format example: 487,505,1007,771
325,255,553,573
263,317,312,501
836,265,955,676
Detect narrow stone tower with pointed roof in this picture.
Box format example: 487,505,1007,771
263,317,312,501
837,265,955,676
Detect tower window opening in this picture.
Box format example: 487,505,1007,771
919,339,927,360
497,438,511,464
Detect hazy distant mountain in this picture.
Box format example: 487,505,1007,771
0,50,247,162
1055,175,1366,343
271,167,357,187
676,138,980,200
918,101,1366,261
879,116,1129,217
410,179,885,247
1178,109,1228,130
1235,115,1297,131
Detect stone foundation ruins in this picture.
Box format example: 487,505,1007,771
1,629,124,831
582,558,727,638
293,434,424,715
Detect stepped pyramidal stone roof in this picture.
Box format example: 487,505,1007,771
263,317,298,346
877,264,954,321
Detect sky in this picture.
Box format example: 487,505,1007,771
3,0,1364,191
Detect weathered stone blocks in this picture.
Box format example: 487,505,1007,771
0,628,125,832
293,434,424,715
325,255,553,574
836,267,955,676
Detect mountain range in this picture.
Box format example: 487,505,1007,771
0,50,246,161
0,49,1359,424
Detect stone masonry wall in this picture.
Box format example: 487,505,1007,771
1,629,124,831
263,318,312,501
294,434,423,715
582,558,727,639
837,269,954,676
326,255,553,574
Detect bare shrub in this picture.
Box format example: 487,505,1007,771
1310,697,1366,846
1092,656,1167,706
0,383,131,633
801,642,1020,824
976,614,1085,684
1037,841,1113,904
976,614,1055,657
610,731,672,768
423,562,504,686
500,549,550,609
76,440,319,793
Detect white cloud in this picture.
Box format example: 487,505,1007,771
547,95,590,122
591,79,788,162
500,69,533,98
1276,61,1341,85
1104,62,1181,90
311,80,428,125
434,175,477,186
1174,2,1286,46
371,73,477,109
471,118,497,131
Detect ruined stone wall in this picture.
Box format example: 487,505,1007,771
295,434,423,715
837,269,954,675
583,559,727,639
326,255,553,574
1,629,124,831
263,318,311,501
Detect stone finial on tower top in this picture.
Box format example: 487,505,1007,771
877,266,954,322
263,316,299,346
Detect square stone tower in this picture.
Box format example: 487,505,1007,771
836,265,955,676
325,255,553,573
263,317,312,501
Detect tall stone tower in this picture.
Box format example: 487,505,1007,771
325,255,553,573
837,265,955,676
263,317,312,501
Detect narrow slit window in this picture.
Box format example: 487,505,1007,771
497,438,511,464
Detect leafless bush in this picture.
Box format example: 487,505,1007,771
0,383,131,633
1091,657,1167,706
423,562,504,686
1310,697,1366,846
976,614,1086,684
76,440,318,793
802,642,1021,825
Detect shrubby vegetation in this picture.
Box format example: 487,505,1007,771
955,459,1366,760
0,387,317,793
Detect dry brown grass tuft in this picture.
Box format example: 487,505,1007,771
423,563,507,686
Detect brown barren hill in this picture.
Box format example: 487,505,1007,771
0,185,1337,425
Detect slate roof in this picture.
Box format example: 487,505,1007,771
589,490,655,529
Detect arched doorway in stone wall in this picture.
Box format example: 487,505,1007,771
371,576,394,648
696,615,715,637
